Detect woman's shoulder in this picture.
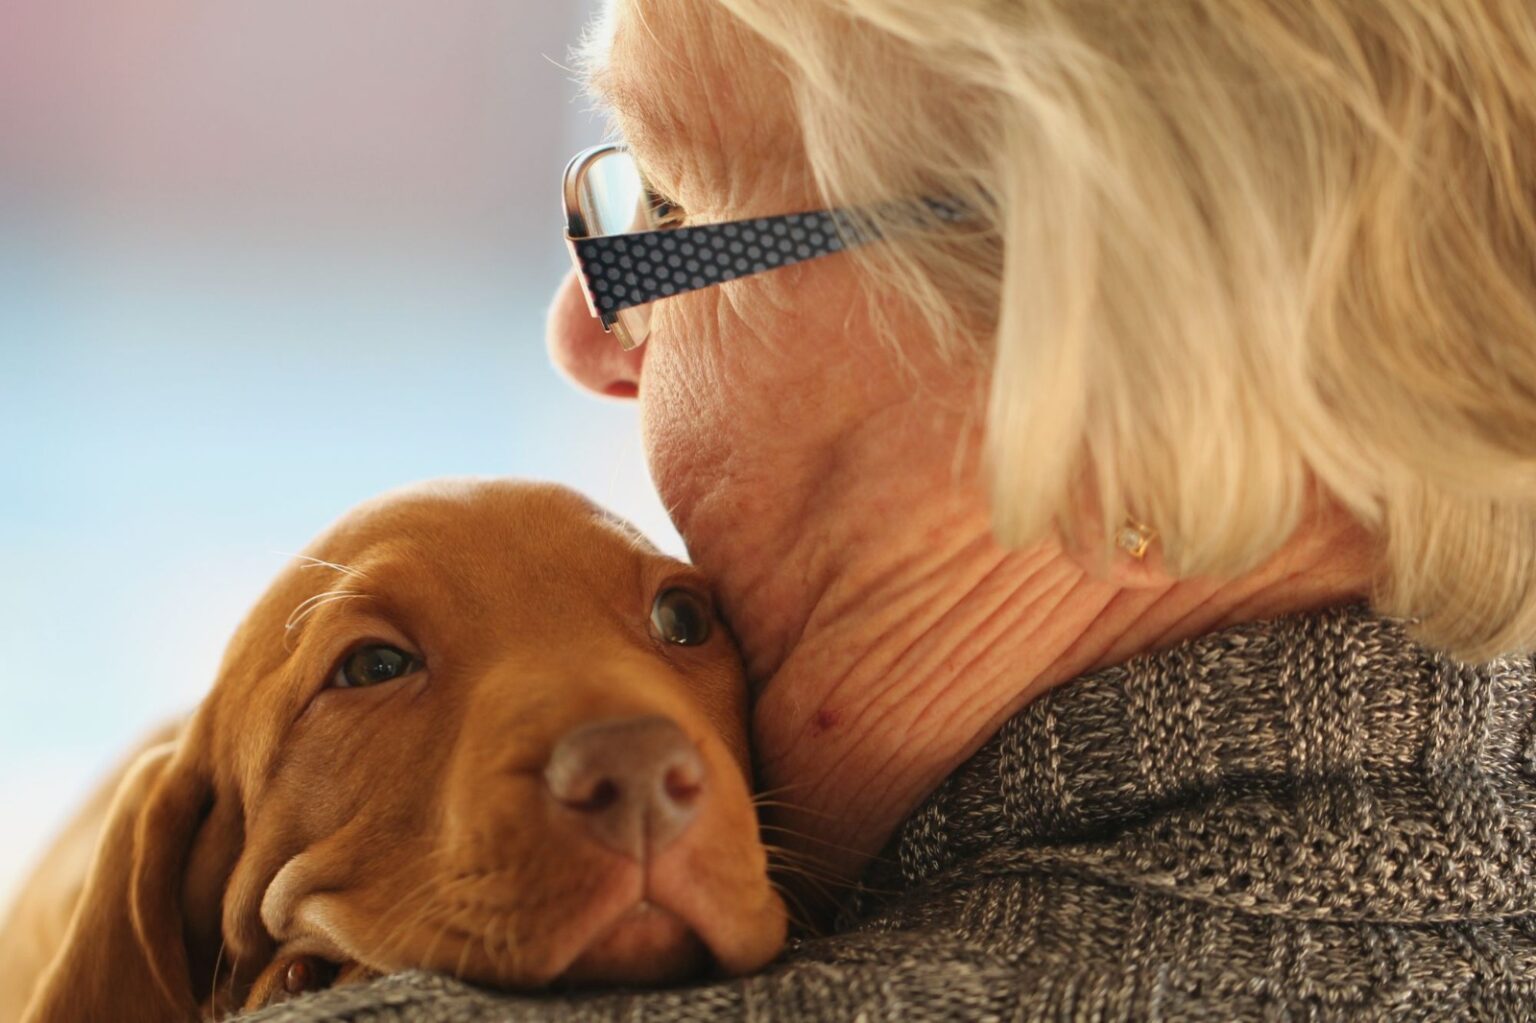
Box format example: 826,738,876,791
238,605,1536,1021
238,866,1535,1022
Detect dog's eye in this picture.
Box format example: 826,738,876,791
334,643,421,688
650,588,712,646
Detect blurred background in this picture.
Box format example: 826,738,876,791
0,1,672,904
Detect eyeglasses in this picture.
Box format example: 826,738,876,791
562,143,965,350
562,143,861,350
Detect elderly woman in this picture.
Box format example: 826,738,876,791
256,0,1536,1019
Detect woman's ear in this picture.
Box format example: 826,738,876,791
21,735,233,1023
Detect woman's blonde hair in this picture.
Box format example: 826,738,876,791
711,0,1536,661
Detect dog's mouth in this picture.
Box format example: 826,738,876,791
543,842,785,987
265,730,789,991
558,900,710,986
271,841,786,991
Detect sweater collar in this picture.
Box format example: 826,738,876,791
873,604,1536,923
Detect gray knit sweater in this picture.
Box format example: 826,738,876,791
242,605,1536,1021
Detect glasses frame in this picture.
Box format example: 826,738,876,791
563,143,876,351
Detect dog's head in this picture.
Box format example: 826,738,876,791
25,480,786,1021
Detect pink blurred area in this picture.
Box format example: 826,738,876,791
0,1,600,252
0,1,682,909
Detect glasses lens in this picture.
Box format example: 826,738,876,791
579,149,648,237
612,304,651,349
578,148,654,348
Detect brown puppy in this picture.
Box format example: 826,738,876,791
9,479,786,1022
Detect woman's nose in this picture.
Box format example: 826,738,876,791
546,269,646,399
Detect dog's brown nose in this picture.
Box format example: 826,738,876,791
544,716,705,860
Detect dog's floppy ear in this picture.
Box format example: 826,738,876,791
22,735,230,1023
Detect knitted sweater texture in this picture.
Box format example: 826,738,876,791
243,605,1536,1021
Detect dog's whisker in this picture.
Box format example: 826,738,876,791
763,841,900,899
440,875,486,983
757,822,898,866
764,853,845,889
764,856,850,892
504,899,523,984
751,797,838,823
479,913,498,982
768,870,845,921
375,863,473,959
752,802,840,825
207,933,245,1019
768,880,822,937
513,909,525,983
764,844,901,897
750,781,815,801
385,893,451,960
376,906,430,971
206,934,229,1021
501,913,514,985
758,834,847,873
760,841,838,872
750,794,821,810
381,871,485,981
769,862,902,904
230,947,251,1014
369,869,456,967
424,913,459,984
412,907,447,973
276,552,370,581
454,921,473,983
381,879,434,926
281,591,369,653
283,590,365,633
770,900,813,937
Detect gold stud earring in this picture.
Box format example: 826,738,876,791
1116,518,1156,560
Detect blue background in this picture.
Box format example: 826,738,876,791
0,1,677,901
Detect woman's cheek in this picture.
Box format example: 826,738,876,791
638,300,741,505
636,269,871,533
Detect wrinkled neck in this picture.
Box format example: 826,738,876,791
728,490,1373,913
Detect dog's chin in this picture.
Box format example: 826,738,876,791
558,902,710,987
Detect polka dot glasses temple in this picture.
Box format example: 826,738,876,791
562,143,964,350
